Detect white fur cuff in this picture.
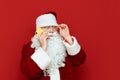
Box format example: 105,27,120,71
31,47,51,70
63,36,81,56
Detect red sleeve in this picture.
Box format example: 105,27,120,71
70,48,86,67
20,42,43,80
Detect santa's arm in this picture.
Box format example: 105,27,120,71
31,47,51,70
63,36,86,66
20,43,51,79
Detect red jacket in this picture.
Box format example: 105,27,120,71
20,41,86,80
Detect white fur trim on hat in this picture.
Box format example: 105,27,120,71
36,13,58,28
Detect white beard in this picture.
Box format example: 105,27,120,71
31,32,67,76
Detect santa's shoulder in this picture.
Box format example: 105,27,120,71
23,41,32,48
21,41,34,56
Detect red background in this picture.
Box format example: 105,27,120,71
0,0,120,80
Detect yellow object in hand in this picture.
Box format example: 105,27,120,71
35,28,43,37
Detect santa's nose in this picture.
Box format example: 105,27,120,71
48,27,54,33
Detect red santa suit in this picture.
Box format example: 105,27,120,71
20,36,86,80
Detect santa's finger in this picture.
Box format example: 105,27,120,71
58,26,62,31
46,34,52,39
61,25,67,29
58,26,64,30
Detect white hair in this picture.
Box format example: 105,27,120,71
31,32,66,76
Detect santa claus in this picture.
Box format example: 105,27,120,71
20,12,86,80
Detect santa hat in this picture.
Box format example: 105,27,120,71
36,13,58,29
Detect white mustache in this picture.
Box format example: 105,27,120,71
48,33,53,36
48,32,57,36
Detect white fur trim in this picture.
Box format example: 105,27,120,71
36,13,58,28
31,47,51,70
50,69,60,80
63,36,81,56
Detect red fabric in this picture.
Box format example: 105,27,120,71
20,42,86,80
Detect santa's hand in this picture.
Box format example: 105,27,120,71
58,24,73,45
38,31,50,51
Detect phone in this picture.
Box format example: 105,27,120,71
35,28,43,37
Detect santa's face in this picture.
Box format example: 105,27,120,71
31,31,66,60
